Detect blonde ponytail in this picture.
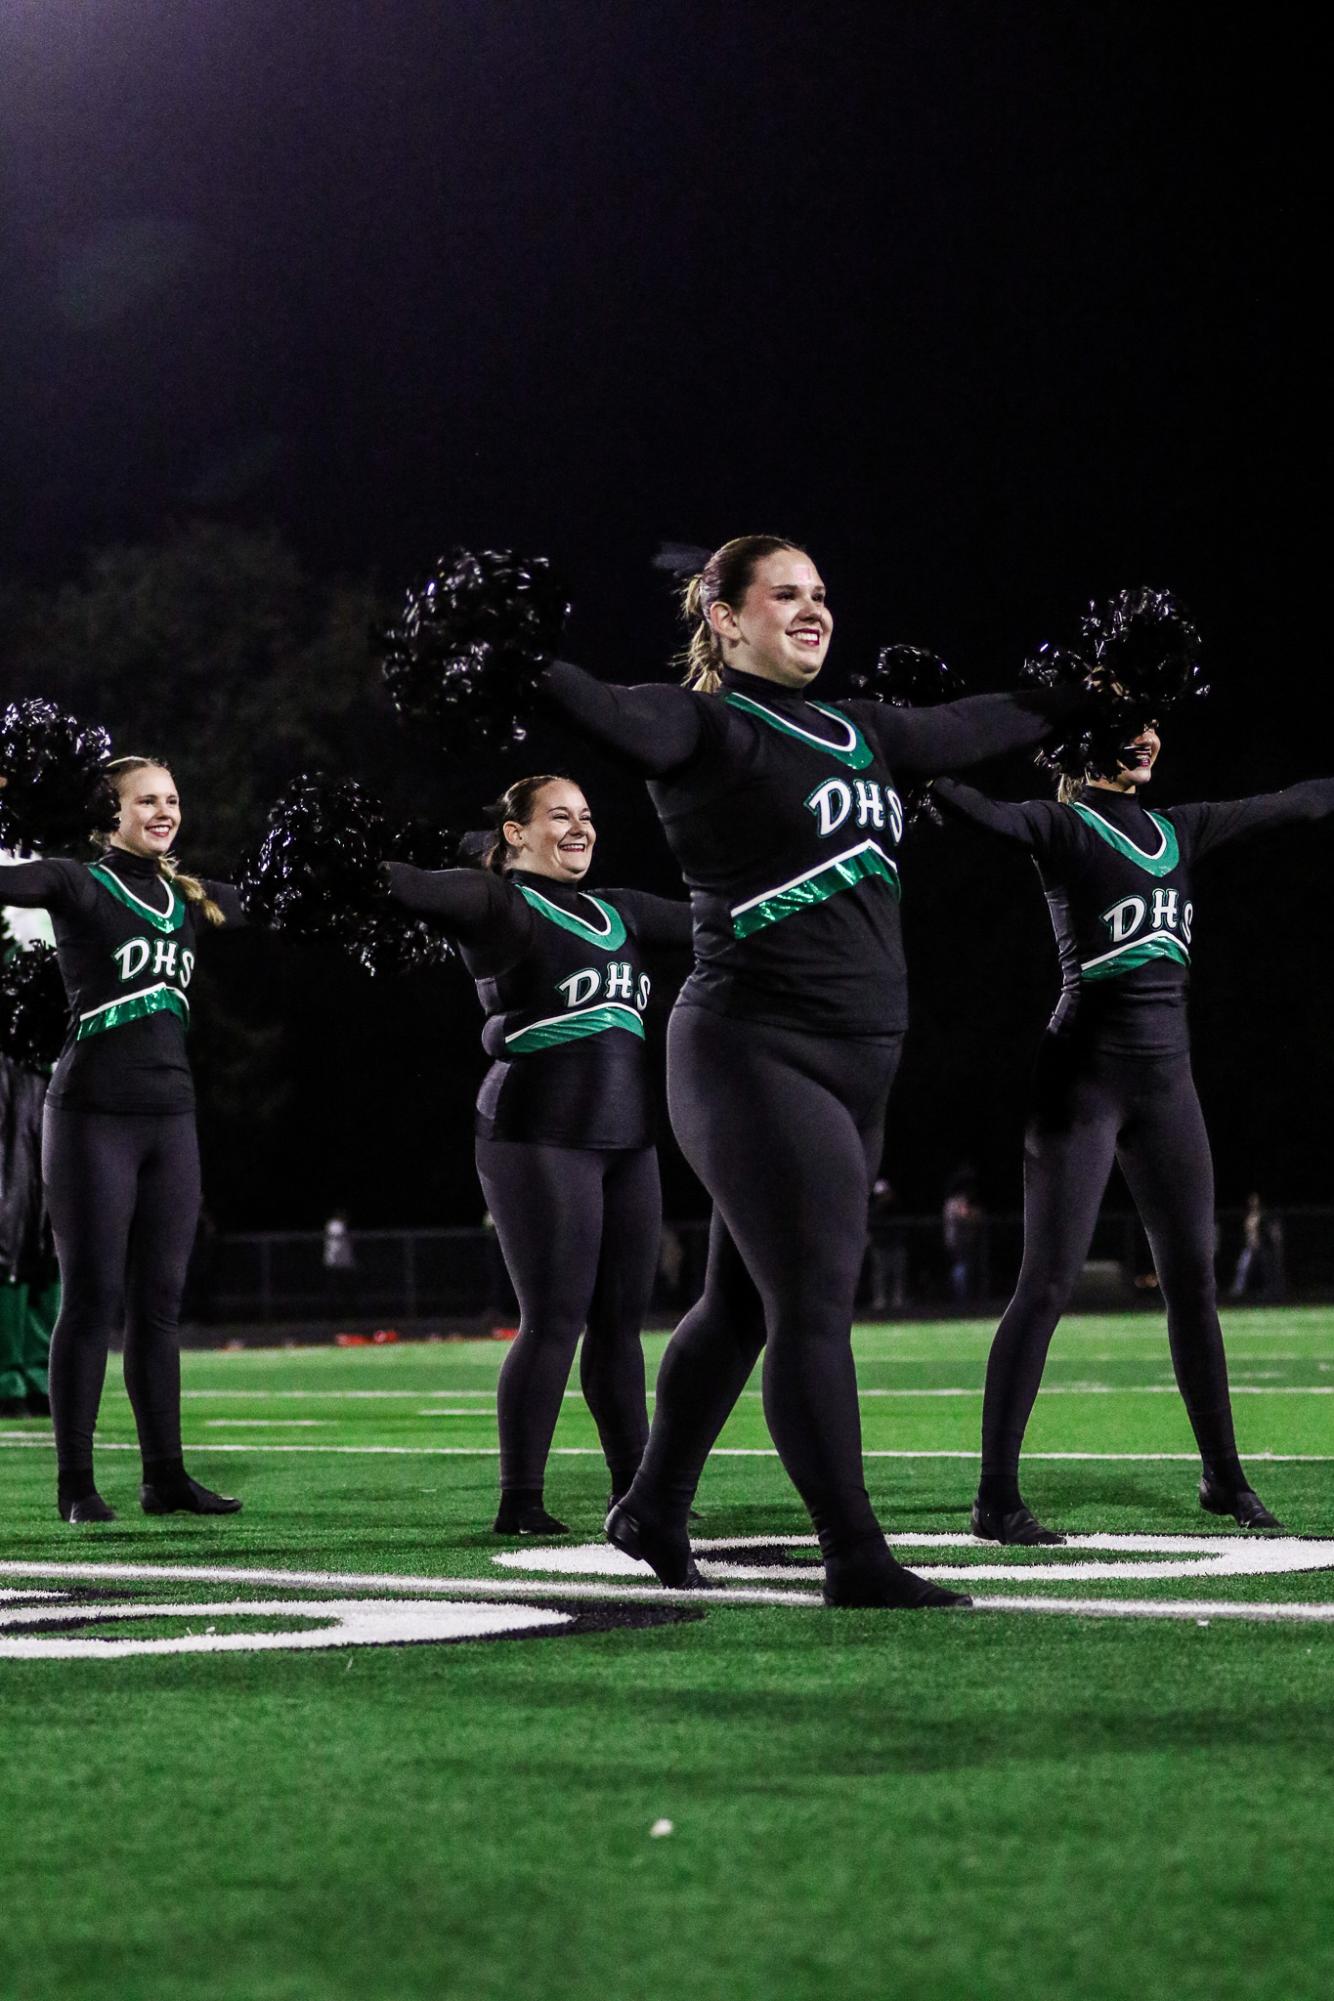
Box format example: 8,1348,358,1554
1056,774,1085,804
160,855,226,927
680,573,724,694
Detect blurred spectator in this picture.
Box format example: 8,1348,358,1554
1230,1192,1285,1302
323,1209,358,1320
0,1051,57,1418
1,891,57,1419
864,1179,908,1316
942,1168,986,1304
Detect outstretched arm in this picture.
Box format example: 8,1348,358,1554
617,891,694,950
859,686,1084,779
0,858,87,913
932,780,1082,866
539,660,704,777
931,779,1047,846
1174,778,1334,861
384,862,532,966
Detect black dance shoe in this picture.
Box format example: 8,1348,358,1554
140,1475,242,1516
1198,1477,1285,1531
491,1500,570,1535
971,1498,1066,1547
605,1502,707,1590
59,1491,117,1525
823,1545,972,1610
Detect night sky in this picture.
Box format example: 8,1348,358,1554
1,3,1326,1228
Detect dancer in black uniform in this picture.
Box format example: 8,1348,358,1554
935,729,1334,1542
1,758,243,1523
534,535,1083,1607
385,774,690,1533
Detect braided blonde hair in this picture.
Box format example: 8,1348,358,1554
97,756,227,926
678,535,806,694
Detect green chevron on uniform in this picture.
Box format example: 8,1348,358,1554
1082,934,1191,981
515,884,627,951
505,1002,645,1053
1068,803,1181,877
732,842,900,938
88,862,186,933
75,985,190,1041
723,692,876,771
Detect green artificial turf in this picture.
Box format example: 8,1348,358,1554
2,1309,1332,2001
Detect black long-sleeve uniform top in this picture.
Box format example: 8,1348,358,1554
2,847,244,1113
934,776,1334,1056
386,862,691,1148
541,659,1077,1036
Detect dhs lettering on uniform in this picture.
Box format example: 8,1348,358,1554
804,778,904,844
1100,891,1193,948
114,937,196,986
557,964,651,1011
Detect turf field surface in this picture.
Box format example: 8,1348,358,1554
2,1308,1332,2001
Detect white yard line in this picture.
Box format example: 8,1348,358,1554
3,1436,1333,1462
171,1382,1334,1402
0,1556,1330,1625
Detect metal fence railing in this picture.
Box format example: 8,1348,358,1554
187,1205,1309,1334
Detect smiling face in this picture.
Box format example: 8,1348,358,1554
1104,724,1161,792
503,778,595,883
108,764,181,859
707,549,832,690
1087,723,1161,794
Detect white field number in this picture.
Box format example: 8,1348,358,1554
2,1531,1333,1656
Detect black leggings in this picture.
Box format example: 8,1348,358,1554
982,1043,1242,1483
42,1105,201,1473
476,1138,660,1495
628,1007,902,1562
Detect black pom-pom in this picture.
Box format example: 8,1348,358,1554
1018,642,1087,692
1023,588,1207,781
237,776,456,977
853,643,966,709
0,701,116,853
389,818,463,872
236,774,386,934
0,944,69,1070
853,644,966,826
380,549,568,754
1080,587,1206,712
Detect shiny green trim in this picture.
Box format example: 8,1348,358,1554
1081,934,1191,982
731,840,900,939
1067,804,1180,878
88,862,184,934
515,884,627,952
723,693,875,771
75,984,190,1041
504,1003,646,1053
